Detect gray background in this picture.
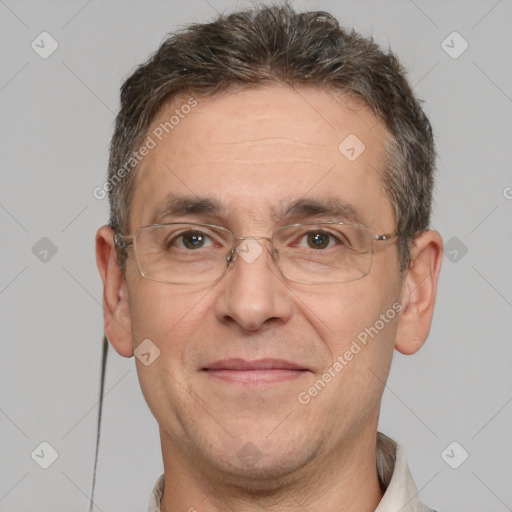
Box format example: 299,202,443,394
1,0,511,510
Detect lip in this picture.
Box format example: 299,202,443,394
202,358,310,385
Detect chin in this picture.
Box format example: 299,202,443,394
221,461,310,494
201,436,321,492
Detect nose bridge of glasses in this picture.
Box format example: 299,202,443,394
227,235,278,266
236,235,273,242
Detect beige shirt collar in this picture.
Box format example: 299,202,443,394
147,434,436,512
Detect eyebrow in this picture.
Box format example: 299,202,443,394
150,196,223,225
278,197,364,225
149,195,364,226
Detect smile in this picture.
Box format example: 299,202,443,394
202,358,310,386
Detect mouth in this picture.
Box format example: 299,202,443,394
202,358,310,386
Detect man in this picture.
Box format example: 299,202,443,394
96,5,442,511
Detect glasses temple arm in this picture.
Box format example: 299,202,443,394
374,232,398,241
113,232,134,249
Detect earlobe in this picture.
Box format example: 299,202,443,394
96,225,134,358
394,230,443,355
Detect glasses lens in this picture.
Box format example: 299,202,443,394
274,223,373,283
133,223,233,284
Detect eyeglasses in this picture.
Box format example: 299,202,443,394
114,222,398,285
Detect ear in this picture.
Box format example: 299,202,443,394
395,230,443,355
95,225,134,357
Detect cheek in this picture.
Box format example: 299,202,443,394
292,282,399,432
290,275,402,416
292,280,399,351
127,280,219,431
127,275,217,362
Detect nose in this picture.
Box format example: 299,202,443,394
214,238,293,331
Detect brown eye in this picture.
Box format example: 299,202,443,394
306,232,331,249
180,231,208,249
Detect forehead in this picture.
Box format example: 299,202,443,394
129,85,394,232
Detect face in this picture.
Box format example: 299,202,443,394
123,85,405,480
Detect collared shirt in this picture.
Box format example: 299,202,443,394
147,433,437,512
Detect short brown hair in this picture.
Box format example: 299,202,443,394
107,4,435,271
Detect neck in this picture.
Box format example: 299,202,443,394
160,423,383,512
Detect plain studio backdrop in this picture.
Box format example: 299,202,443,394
1,1,511,511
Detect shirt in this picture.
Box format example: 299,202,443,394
147,433,437,512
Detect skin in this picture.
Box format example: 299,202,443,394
96,84,443,512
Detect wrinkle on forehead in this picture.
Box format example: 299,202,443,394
189,135,332,166
210,137,325,148
183,158,325,165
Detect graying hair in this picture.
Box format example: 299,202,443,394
107,4,435,272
